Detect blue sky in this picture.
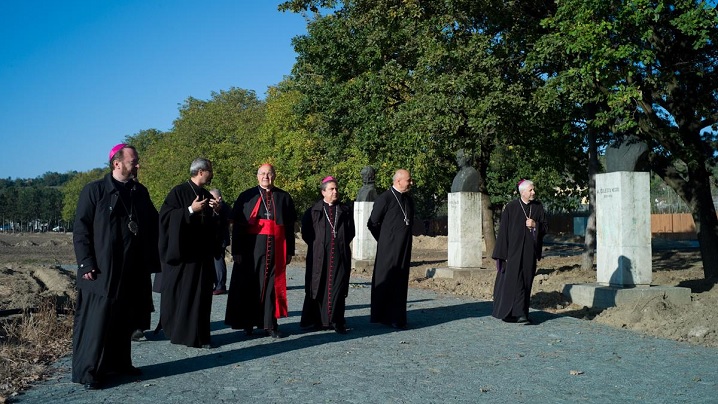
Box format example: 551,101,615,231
0,1,308,179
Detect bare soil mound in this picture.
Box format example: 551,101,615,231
0,233,76,314
404,235,717,347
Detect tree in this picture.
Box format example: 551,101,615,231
282,0,585,253
61,169,106,224
259,82,327,212
125,128,166,158
530,0,718,280
141,88,266,206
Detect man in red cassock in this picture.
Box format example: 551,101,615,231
225,164,296,338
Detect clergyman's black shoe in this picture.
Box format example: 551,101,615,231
84,381,102,390
267,329,286,339
334,324,348,334
516,316,531,325
131,329,145,341
122,365,143,376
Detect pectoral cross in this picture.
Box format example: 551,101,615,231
261,190,273,220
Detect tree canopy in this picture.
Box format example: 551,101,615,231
528,0,718,278
43,0,718,280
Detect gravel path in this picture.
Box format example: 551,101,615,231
17,266,718,403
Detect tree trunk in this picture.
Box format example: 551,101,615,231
687,175,718,281
581,110,599,270
481,191,496,257
582,209,596,270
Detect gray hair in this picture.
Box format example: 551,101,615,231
518,179,534,193
320,179,338,191
209,188,221,197
190,158,212,176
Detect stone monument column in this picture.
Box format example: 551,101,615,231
353,202,376,261
448,192,482,268
432,149,483,278
352,166,378,273
596,171,651,286
563,170,690,308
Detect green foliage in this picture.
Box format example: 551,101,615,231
259,84,323,212
61,169,106,223
140,88,266,206
32,0,716,256
287,0,585,217
529,1,718,197
124,128,166,158
0,172,77,230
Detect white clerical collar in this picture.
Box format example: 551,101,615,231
392,186,405,194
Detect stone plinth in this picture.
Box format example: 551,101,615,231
352,259,374,275
410,266,491,281
596,172,651,286
447,192,482,268
563,283,691,309
352,201,376,262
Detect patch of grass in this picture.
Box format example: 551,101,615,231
0,298,73,402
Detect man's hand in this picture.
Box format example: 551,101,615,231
82,269,98,281
190,195,207,213
209,197,221,213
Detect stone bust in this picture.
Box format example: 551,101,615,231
605,136,649,172
451,149,479,193
356,166,378,202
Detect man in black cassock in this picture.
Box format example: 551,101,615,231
225,164,296,338
158,157,222,348
72,144,160,389
491,179,548,324
300,176,355,334
367,169,414,329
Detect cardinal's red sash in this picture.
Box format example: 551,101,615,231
247,196,288,318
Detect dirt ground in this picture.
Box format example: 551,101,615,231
0,232,716,348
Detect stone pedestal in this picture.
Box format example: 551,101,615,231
447,192,482,268
425,192,485,279
563,171,690,308
352,201,376,272
596,171,652,286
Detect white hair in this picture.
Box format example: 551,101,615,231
518,180,534,193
